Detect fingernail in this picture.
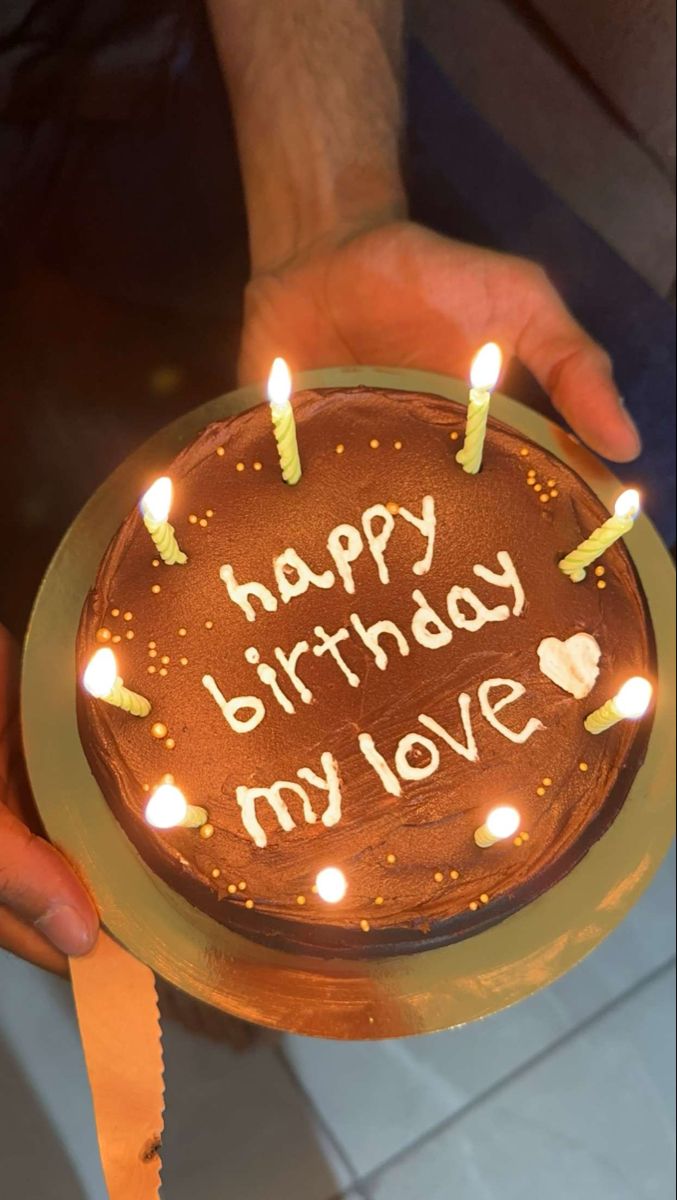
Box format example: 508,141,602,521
35,904,95,956
619,406,642,453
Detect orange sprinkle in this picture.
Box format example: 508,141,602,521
394,441,403,450
96,627,112,643
536,786,546,796
216,446,225,457
335,444,345,455
450,430,460,441
148,649,157,658
205,620,214,630
369,439,380,449
159,668,168,677
151,584,161,594
188,515,198,525
227,884,237,894
164,738,175,749
152,559,160,567
534,484,543,493
450,869,459,880
199,518,208,528
123,611,133,621
147,666,156,674
253,461,263,472
178,628,187,637
360,919,371,932
238,881,247,892
480,893,490,904
595,565,606,577
161,655,170,665
547,479,556,488
386,853,396,864
179,657,188,666
374,896,384,906
521,832,530,842
245,899,254,909
111,608,120,617
386,501,400,515
296,895,306,906
211,868,221,879
539,493,550,503
112,634,121,644
236,462,245,472
514,836,523,847
580,761,589,771
434,871,444,883
151,723,167,739
519,448,529,457
469,901,480,911
206,509,214,518
125,630,135,640
597,580,607,590
149,641,157,649
200,824,214,840
543,777,552,787
527,479,536,487
550,489,559,498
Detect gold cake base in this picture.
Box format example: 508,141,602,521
22,367,675,1040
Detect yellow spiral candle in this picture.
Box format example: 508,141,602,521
145,781,208,829
83,648,151,717
559,489,639,582
584,676,652,735
474,804,520,848
141,477,187,565
268,357,302,485
456,342,502,475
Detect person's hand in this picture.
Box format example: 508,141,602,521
239,220,640,462
0,624,98,974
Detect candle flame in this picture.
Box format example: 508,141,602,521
267,357,292,410
315,867,348,904
470,342,502,391
485,805,520,839
614,488,640,520
615,676,652,719
83,648,117,698
142,476,173,523
145,782,188,829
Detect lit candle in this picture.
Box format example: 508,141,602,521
83,648,151,717
141,477,187,565
559,489,640,582
584,675,652,735
315,867,347,903
456,342,503,475
268,357,302,485
145,781,208,829
474,805,520,848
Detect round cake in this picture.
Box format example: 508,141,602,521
76,387,656,957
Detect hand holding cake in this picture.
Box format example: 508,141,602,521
0,625,98,972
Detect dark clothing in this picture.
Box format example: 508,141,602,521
0,2,186,121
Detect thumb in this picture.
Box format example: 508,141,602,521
0,803,98,956
509,260,641,462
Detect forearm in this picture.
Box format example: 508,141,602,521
207,0,405,273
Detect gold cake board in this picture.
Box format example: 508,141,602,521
22,367,676,1040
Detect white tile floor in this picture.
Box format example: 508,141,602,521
0,845,674,1200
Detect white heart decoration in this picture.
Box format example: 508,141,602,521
537,633,602,699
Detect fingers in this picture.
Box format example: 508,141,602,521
0,803,98,957
505,261,641,462
0,905,69,976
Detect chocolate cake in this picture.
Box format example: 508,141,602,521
76,387,656,956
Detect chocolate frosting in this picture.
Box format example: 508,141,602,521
76,388,655,956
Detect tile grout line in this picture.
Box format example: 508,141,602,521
344,955,676,1197
273,1041,366,1200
